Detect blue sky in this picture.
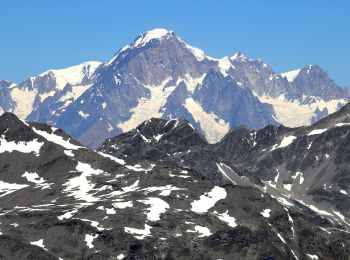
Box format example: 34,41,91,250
0,0,349,87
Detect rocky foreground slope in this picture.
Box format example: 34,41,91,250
1,108,350,259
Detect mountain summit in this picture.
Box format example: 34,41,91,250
0,28,348,147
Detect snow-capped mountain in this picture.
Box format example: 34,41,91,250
0,28,348,147
0,61,101,119
1,110,350,259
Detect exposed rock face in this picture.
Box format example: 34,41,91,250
293,65,350,101
0,29,349,148
0,80,15,113
214,103,350,229
1,109,350,259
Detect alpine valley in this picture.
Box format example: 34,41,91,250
0,28,348,148
1,28,350,260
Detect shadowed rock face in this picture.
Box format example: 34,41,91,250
214,103,350,228
1,111,350,259
1,29,348,148
0,81,16,112
293,65,350,101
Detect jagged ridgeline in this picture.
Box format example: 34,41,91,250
0,29,348,148
1,108,350,259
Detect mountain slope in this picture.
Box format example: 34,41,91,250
1,112,350,259
214,103,350,229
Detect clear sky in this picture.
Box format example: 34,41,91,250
0,0,349,87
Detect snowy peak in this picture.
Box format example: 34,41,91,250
133,28,174,48
230,52,248,61
37,61,102,90
280,69,301,82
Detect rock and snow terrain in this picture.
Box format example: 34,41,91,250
1,108,350,259
1,28,349,148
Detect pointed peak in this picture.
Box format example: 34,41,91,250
280,68,302,82
218,56,233,76
304,64,321,73
0,112,35,141
296,64,327,76
107,28,177,66
133,28,175,48
230,52,247,61
0,112,22,123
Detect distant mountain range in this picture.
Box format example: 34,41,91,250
1,102,350,258
1,28,348,147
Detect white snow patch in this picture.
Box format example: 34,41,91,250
58,84,92,107
180,73,206,93
260,209,271,218
306,254,318,260
335,123,350,127
271,135,297,150
191,186,227,213
0,180,29,197
98,151,126,165
307,129,327,136
194,225,212,237
85,233,98,248
277,197,294,207
106,180,140,198
57,209,78,220
218,57,233,76
0,136,43,155
142,185,185,196
134,28,171,47
138,197,169,221
39,91,55,102
10,88,38,119
292,172,304,184
257,94,347,128
283,184,292,191
64,150,74,156
216,163,236,184
124,224,152,240
280,69,301,82
153,134,164,141
291,250,299,260
39,61,101,90
78,111,89,119
30,239,47,250
117,254,125,260
214,210,237,228
277,233,286,243
22,172,51,189
184,98,230,143
186,45,206,61
113,201,133,209
63,162,104,202
98,206,116,215
32,127,81,150
117,77,174,132
340,190,347,195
